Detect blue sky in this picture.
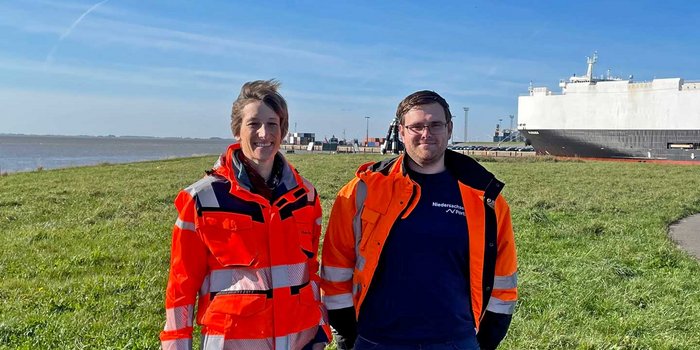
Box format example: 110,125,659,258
1,0,699,141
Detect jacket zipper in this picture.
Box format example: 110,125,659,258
397,182,417,220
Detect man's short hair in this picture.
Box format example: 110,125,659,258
396,90,452,125
231,79,289,137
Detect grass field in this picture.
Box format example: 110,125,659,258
1,154,699,349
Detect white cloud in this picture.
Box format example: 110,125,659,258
0,1,549,140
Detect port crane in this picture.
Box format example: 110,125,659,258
380,116,404,154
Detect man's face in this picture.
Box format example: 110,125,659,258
236,101,282,168
399,102,452,170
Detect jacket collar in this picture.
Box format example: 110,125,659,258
212,143,305,203
357,149,498,192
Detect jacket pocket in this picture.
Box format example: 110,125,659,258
292,207,315,258
359,207,380,251
294,283,323,326
199,212,258,267
201,293,272,339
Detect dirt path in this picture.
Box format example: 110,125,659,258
669,214,700,260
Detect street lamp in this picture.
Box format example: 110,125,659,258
498,118,503,142
463,107,469,143
365,116,370,146
509,114,514,131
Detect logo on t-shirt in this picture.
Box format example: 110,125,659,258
432,202,465,216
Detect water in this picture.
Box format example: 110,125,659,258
0,134,234,173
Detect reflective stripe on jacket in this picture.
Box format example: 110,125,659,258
160,143,330,350
320,150,517,334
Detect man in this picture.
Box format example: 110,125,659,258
320,90,517,350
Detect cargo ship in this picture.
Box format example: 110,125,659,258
517,53,700,161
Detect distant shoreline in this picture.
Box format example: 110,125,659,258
0,154,221,175
0,135,233,174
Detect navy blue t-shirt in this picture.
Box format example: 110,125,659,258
357,168,475,344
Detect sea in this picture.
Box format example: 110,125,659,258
0,134,235,173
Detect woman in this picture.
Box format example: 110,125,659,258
160,80,329,350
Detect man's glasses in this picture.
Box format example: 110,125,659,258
404,122,448,135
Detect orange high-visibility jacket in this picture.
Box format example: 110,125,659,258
160,143,330,350
320,151,517,346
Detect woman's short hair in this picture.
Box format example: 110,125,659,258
231,79,289,137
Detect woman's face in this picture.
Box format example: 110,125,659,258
236,101,282,168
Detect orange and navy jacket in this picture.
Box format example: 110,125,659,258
320,150,517,348
160,143,330,350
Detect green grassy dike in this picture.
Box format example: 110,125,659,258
1,154,699,349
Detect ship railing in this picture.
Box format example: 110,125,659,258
526,87,561,96
681,81,700,90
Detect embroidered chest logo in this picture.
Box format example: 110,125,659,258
432,202,465,216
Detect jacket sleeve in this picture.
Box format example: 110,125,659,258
160,190,209,350
320,178,361,349
478,194,518,349
306,184,332,344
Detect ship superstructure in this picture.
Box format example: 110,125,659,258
518,53,700,161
